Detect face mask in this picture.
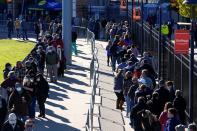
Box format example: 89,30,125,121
8,66,12,71
36,77,40,82
30,78,34,83
16,87,22,92
8,114,17,126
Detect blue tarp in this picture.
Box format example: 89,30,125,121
143,3,171,24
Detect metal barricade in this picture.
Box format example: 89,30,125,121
72,26,99,131
133,20,197,123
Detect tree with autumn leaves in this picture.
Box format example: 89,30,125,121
170,0,197,18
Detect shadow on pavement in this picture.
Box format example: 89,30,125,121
35,117,80,131
55,82,87,94
58,75,89,87
65,69,87,77
46,101,68,110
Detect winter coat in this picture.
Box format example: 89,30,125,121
3,68,10,79
110,44,119,57
165,117,180,131
35,77,49,100
46,51,59,65
147,98,162,117
8,90,31,116
128,84,139,101
130,102,148,131
159,111,168,131
173,96,186,114
1,120,25,131
114,75,124,91
155,87,170,110
123,78,133,96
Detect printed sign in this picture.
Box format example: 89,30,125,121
175,30,190,54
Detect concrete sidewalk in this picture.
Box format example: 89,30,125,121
94,41,133,131
34,39,92,131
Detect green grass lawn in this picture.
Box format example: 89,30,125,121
0,39,34,83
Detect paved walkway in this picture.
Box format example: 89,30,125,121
94,41,133,131
34,39,92,131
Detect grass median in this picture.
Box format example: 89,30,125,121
0,39,34,83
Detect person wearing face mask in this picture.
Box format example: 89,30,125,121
24,119,35,131
23,72,36,119
46,46,59,83
3,63,12,79
14,61,26,84
1,113,24,131
35,73,49,118
8,83,30,122
0,95,7,130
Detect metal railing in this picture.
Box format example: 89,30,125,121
133,20,197,123
72,26,99,131
86,28,99,131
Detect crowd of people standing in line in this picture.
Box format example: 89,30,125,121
0,18,67,131
105,20,196,131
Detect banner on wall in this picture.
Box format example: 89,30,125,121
175,30,190,55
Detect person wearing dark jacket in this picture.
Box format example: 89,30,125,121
1,113,24,131
173,90,186,125
8,83,30,122
114,69,124,111
155,80,170,113
0,96,7,130
3,63,12,80
146,92,161,118
130,97,148,131
46,46,59,83
7,19,13,39
1,71,18,101
166,81,175,102
110,35,120,71
34,22,40,40
35,74,49,118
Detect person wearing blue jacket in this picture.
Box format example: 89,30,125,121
114,69,124,111
165,108,180,131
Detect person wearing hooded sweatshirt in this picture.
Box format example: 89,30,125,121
35,73,49,118
1,113,24,131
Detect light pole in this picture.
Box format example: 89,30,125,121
158,6,162,79
141,0,144,55
182,0,197,123
62,0,72,64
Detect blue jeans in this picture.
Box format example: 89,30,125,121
72,42,77,55
29,97,36,118
125,95,133,115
